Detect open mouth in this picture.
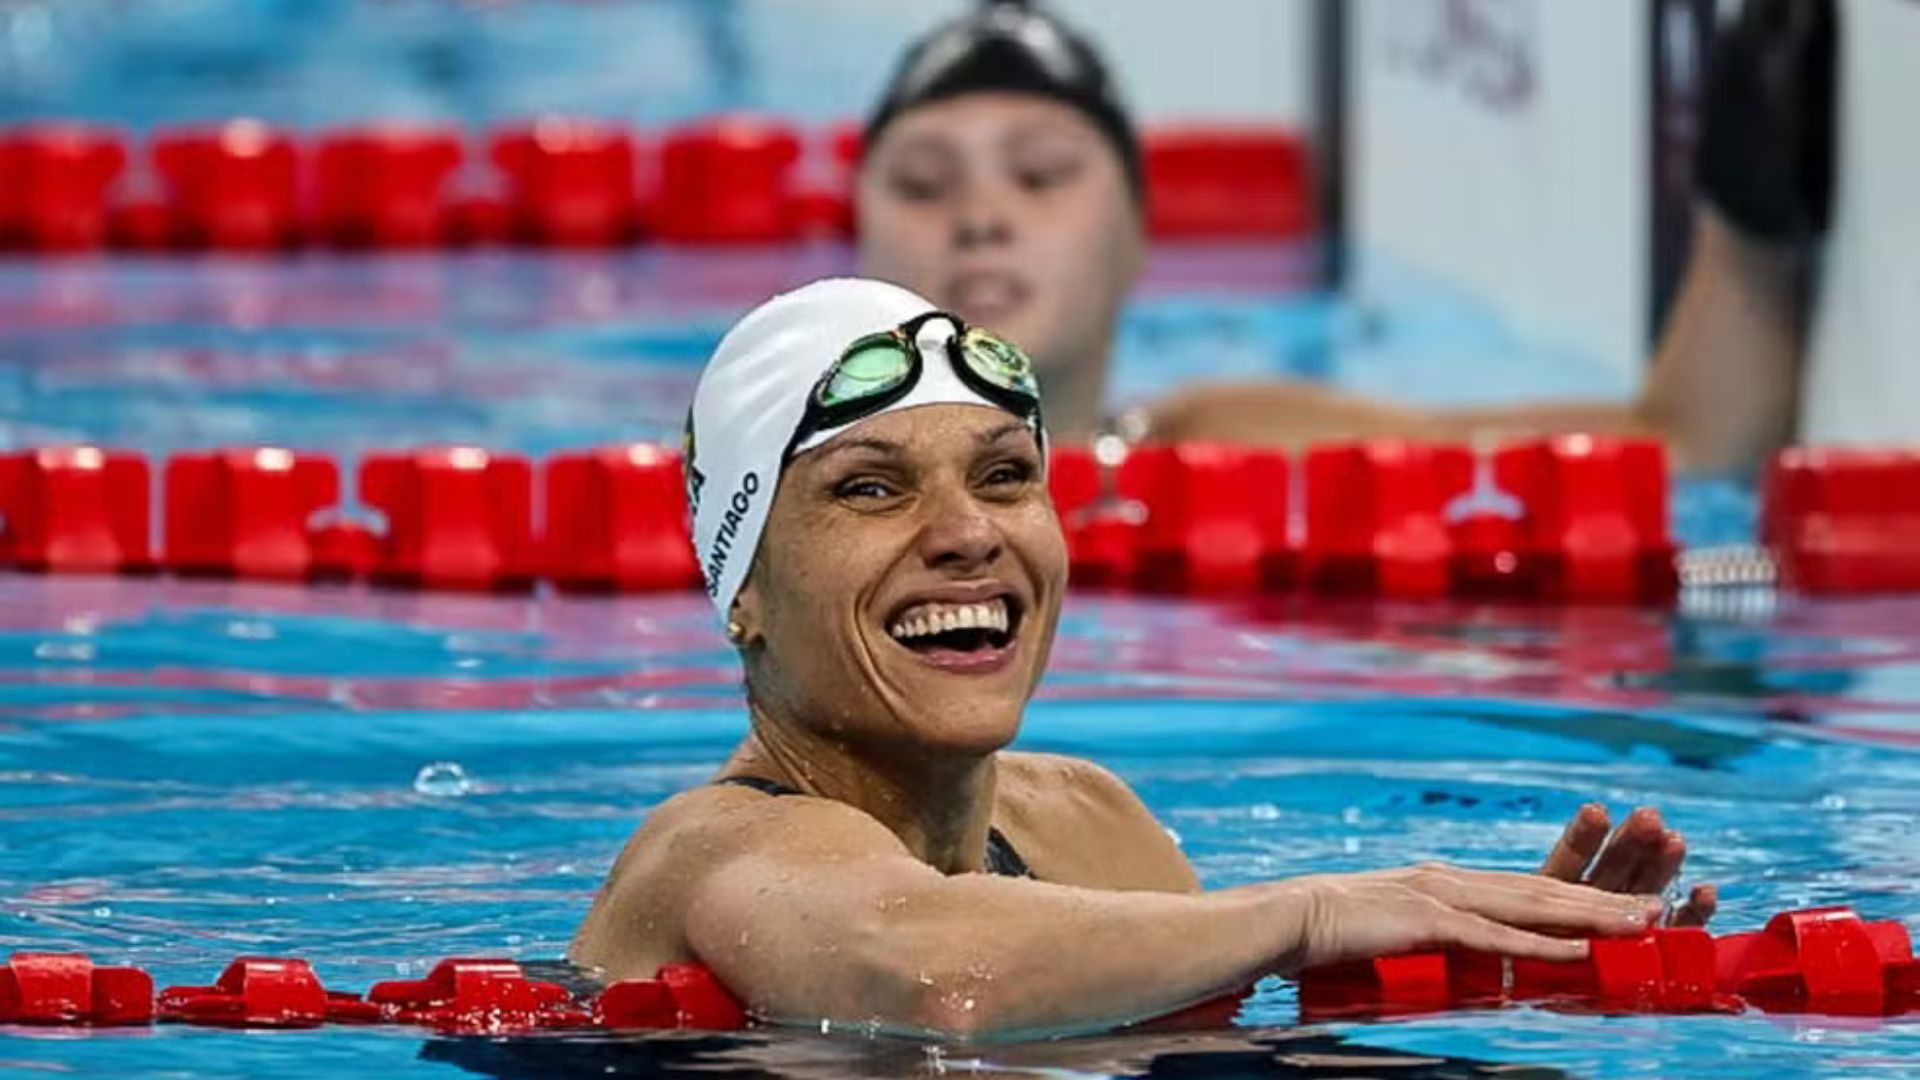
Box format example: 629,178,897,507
886,595,1023,660
946,271,1032,325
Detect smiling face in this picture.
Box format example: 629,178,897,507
731,404,1066,760
857,93,1145,436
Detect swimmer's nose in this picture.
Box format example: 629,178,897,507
916,483,1004,572
953,187,1013,251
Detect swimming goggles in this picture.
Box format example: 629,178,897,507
781,310,1044,462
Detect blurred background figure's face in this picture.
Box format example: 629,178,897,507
857,93,1145,437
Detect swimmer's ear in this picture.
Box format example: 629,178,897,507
726,579,763,647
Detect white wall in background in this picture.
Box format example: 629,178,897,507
743,0,1316,126
1801,0,1920,444
1349,0,1651,380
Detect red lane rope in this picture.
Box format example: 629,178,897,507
2,906,1915,1031
0,435,1692,603
3,439,1914,599
0,119,1311,253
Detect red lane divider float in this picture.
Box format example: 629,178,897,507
1145,127,1313,242
1134,442,1291,594
152,120,303,251
6,907,1915,1033
0,124,127,252
10,438,1920,601
368,959,589,1031
654,116,802,245
158,957,376,1028
313,125,464,249
1494,435,1678,604
1717,906,1920,1016
490,119,640,247
1303,441,1452,599
164,449,340,580
1047,444,1152,590
361,448,536,591
0,952,152,1026
0,119,1312,252
0,447,154,574
1761,448,1920,595
1300,905,1920,1021
543,445,702,592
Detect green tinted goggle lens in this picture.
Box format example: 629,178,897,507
817,331,1038,410
817,338,913,408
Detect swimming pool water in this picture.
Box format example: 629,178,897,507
2,247,1915,1078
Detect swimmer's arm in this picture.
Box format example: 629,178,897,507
1149,210,1808,476
678,797,1648,1040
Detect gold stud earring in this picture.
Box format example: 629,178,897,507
725,620,747,643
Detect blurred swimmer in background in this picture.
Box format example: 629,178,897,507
859,0,1909,476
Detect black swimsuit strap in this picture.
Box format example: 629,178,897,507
714,775,1034,879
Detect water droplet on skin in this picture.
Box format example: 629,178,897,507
413,761,472,797
961,998,975,1011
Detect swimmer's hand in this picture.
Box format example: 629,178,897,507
1539,804,1717,927
1279,863,1661,973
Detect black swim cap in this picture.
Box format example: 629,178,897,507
864,0,1144,200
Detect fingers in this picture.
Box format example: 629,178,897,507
1413,864,1662,937
1667,884,1719,928
1434,907,1591,963
1587,807,1670,893
1632,829,1688,896
1539,803,1610,881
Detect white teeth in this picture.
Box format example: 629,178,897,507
886,598,1013,642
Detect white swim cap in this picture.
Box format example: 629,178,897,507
685,278,1035,619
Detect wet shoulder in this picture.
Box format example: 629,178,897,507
994,752,1199,892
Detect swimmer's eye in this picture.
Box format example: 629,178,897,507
887,171,948,203
834,476,902,502
1016,159,1082,193
980,458,1039,492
